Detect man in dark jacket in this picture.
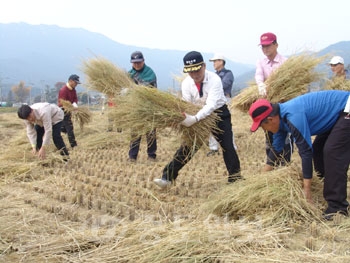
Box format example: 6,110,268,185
128,51,158,162
58,74,80,148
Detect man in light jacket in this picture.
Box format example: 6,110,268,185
17,103,69,160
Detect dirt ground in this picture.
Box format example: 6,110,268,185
0,107,349,263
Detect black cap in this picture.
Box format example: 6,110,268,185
68,74,81,84
183,51,204,73
130,51,144,63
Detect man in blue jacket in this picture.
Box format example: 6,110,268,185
249,90,350,220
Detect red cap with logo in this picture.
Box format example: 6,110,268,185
249,99,273,132
259,32,277,45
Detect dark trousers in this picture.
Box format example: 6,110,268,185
61,112,77,148
266,131,293,166
313,112,350,214
35,122,69,156
129,129,157,159
162,105,240,181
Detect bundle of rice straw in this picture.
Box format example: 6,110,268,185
202,167,323,225
81,57,136,96
60,100,92,130
110,86,221,147
230,81,260,112
231,53,327,112
322,76,350,91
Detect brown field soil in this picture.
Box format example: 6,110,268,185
0,107,349,263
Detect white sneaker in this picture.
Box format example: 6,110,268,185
153,178,171,188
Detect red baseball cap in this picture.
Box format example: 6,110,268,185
249,99,273,132
259,32,277,45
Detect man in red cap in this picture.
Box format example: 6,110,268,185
255,32,287,95
255,32,292,170
249,90,350,220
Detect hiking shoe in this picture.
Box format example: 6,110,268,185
228,173,243,183
153,178,171,188
127,158,136,163
322,210,348,221
207,150,219,157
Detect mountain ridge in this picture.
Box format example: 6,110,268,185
1,22,350,98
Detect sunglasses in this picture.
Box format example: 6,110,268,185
330,63,341,67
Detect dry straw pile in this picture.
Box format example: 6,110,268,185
202,166,323,225
82,57,220,147
60,100,92,130
81,56,136,96
231,53,327,112
112,86,221,146
322,76,350,91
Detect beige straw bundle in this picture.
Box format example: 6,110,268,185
231,53,326,112
111,86,221,146
202,167,323,225
322,77,350,91
266,53,326,103
60,100,92,130
230,82,260,112
81,57,136,96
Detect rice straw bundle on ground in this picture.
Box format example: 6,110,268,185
81,57,136,96
202,166,323,225
322,77,350,91
231,53,327,112
111,86,221,146
60,100,92,130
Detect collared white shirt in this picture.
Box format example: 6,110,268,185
181,70,227,121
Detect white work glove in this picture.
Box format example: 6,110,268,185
120,87,129,96
258,83,267,96
72,102,78,108
181,113,198,127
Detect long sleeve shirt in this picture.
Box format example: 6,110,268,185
255,53,287,85
181,70,227,121
58,83,78,107
270,90,349,179
24,103,64,147
217,68,234,98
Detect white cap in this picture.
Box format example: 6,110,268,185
209,53,226,62
329,56,344,65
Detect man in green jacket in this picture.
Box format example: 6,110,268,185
128,51,158,162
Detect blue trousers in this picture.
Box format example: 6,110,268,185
128,129,157,160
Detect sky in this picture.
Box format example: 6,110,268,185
1,0,350,65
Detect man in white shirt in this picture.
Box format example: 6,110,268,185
17,103,69,161
153,51,241,188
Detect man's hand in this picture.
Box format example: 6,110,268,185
32,147,37,156
303,178,313,204
261,164,273,172
258,83,267,96
181,113,197,127
38,147,46,160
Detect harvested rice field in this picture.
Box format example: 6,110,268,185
1,106,350,263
